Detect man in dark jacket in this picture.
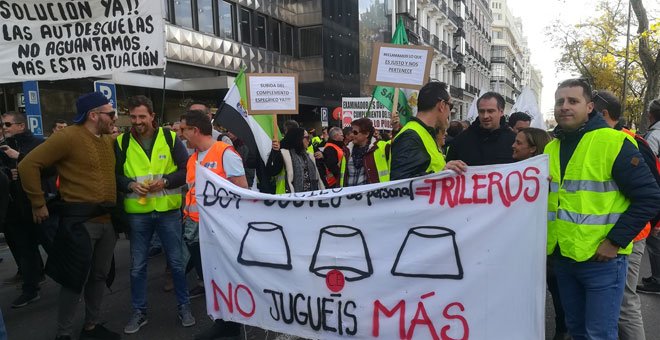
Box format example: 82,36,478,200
546,79,660,339
1,111,47,308
446,92,516,165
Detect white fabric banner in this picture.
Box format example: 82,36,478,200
510,87,547,130
198,155,549,340
0,0,164,82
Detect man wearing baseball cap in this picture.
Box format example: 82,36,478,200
19,92,120,340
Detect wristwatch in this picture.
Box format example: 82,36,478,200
162,178,169,188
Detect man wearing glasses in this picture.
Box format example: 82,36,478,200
115,95,194,334
390,81,467,180
1,111,48,309
446,91,517,166
19,92,121,340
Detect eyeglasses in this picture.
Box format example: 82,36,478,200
303,135,310,140
439,98,454,111
3,122,21,127
96,110,116,118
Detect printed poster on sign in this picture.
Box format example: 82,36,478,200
197,156,549,340
246,73,299,115
341,97,393,130
369,43,433,90
0,0,165,83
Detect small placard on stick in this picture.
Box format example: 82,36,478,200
246,73,299,115
369,43,433,90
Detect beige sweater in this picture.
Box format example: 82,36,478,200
18,125,116,208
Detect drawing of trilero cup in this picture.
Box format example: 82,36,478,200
237,222,292,270
309,225,373,281
391,226,463,279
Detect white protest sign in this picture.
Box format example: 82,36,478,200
246,73,299,115
0,0,165,83
197,156,549,340
342,97,392,130
369,43,433,90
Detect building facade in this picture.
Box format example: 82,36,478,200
529,66,543,108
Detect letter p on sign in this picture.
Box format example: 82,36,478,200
94,81,117,109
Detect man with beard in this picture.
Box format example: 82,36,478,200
1,111,48,308
19,92,121,340
446,92,517,166
116,95,193,334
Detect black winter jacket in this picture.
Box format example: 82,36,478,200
446,117,516,166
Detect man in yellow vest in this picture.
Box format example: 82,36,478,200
178,110,248,340
390,81,467,180
115,95,195,334
545,79,660,340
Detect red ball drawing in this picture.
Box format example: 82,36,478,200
325,269,345,293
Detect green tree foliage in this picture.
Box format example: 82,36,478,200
548,0,659,128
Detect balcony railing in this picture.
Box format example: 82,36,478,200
505,96,515,105
491,56,506,63
441,0,448,13
419,25,430,44
450,85,464,100
449,8,462,27
431,34,440,51
453,51,464,64
441,41,450,58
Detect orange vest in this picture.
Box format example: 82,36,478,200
622,129,655,242
184,142,235,222
324,143,344,187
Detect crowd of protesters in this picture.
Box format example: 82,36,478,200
0,78,659,340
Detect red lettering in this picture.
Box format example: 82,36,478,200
235,284,256,317
424,179,443,204
505,171,523,203
523,167,541,202
487,172,511,207
439,177,456,207
211,280,233,313
458,175,473,204
441,302,469,340
471,174,488,204
372,300,406,338
406,302,439,340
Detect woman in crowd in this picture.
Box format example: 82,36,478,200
279,127,325,193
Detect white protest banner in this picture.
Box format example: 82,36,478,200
342,97,392,130
369,43,433,90
197,155,549,340
0,0,164,83
246,73,299,115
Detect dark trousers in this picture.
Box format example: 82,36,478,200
187,242,203,280
547,256,568,334
4,220,43,294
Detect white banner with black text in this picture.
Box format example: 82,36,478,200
197,155,549,340
0,0,164,82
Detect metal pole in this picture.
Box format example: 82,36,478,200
391,0,396,37
160,63,167,124
621,0,632,121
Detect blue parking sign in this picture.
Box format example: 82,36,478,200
22,81,43,136
94,81,117,109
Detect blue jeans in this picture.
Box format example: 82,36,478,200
554,254,627,340
128,210,189,312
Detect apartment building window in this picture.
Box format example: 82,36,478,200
218,0,235,40
197,0,213,34
163,0,170,21
256,14,267,48
174,0,193,29
282,24,294,56
299,26,322,58
270,19,281,53
239,7,252,44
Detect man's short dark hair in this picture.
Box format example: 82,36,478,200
447,120,464,138
647,99,660,122
418,81,450,112
557,78,593,102
187,100,211,113
508,112,532,128
181,110,212,136
127,95,154,113
51,119,67,130
283,120,299,134
593,90,621,120
477,92,505,111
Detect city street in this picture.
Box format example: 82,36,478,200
1,236,659,340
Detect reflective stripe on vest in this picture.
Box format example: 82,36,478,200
372,145,390,182
324,143,345,187
393,120,445,173
183,142,232,222
118,129,181,214
544,128,634,261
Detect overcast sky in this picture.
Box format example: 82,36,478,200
506,0,659,118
